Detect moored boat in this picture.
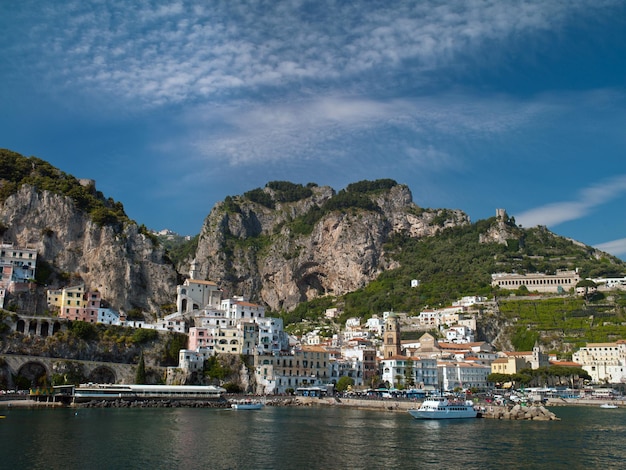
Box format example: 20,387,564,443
408,397,478,419
231,401,264,410
600,403,618,409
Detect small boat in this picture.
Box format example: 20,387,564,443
408,397,478,419
231,401,264,410
600,403,618,409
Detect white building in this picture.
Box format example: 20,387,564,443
438,361,491,391
98,308,121,325
491,269,580,293
444,325,475,343
589,277,626,290
256,317,288,354
365,316,384,336
380,356,438,390
0,243,37,284
221,297,265,322
572,341,626,384
178,349,205,372
177,279,222,313
453,296,487,307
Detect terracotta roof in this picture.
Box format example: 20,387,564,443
187,279,218,286
504,351,532,357
492,357,511,364
382,355,407,361
549,360,582,367
301,345,328,353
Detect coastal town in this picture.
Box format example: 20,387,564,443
3,242,626,406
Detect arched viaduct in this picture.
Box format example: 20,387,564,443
11,315,69,337
1,314,168,389
0,354,138,387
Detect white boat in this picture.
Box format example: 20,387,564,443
408,397,478,419
231,401,264,410
600,403,618,409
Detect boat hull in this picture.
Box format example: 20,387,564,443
232,403,264,410
408,408,477,419
408,398,478,419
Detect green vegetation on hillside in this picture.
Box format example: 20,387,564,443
243,181,316,208
500,295,626,350
0,148,129,230
342,219,624,317
488,365,591,388
287,179,395,236
156,233,199,268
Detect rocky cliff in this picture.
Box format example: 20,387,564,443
0,185,178,316
193,182,470,311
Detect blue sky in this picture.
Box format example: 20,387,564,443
1,1,625,259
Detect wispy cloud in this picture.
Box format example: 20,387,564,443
595,238,626,257
516,175,626,228
176,92,557,168
2,0,620,108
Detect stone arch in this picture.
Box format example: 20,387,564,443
181,298,188,312
28,320,37,336
16,319,25,333
52,321,62,334
40,321,50,337
87,366,116,384
16,361,49,389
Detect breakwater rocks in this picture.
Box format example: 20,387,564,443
74,397,302,408
483,404,560,421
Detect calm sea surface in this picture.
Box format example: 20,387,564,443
1,405,624,469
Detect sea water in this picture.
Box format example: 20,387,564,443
0,405,624,469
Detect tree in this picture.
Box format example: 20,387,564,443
576,279,597,301
135,350,146,384
335,376,355,393
404,359,415,387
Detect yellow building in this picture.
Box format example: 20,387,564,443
491,356,528,375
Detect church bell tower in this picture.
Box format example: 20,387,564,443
383,312,402,358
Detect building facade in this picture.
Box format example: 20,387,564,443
491,269,580,293
572,341,626,384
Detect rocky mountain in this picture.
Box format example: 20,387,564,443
193,180,469,311
0,155,179,316
2,149,623,322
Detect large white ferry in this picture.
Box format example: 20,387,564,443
408,397,478,419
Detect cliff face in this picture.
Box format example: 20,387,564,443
0,185,178,315
194,183,469,311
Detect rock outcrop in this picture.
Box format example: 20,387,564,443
0,185,178,316
193,182,469,311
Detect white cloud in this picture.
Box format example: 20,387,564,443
595,238,626,257
176,89,565,169
3,0,620,108
516,175,626,228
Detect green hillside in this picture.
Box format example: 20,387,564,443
499,296,626,353
281,215,626,344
